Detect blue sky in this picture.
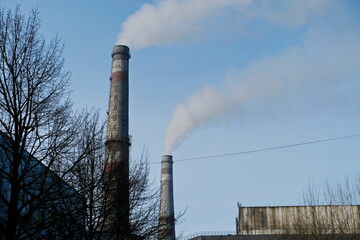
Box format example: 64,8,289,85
2,0,360,236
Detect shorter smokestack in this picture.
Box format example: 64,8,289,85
159,155,176,240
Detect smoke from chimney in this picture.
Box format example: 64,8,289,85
164,31,360,154
115,1,360,155
116,0,330,49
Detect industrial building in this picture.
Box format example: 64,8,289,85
236,203,360,236
187,203,360,240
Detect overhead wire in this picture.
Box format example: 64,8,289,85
149,133,360,164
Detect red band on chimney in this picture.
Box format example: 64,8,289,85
162,168,173,174
112,71,128,81
104,161,127,173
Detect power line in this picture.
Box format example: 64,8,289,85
150,133,360,164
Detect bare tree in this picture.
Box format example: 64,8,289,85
0,6,87,240
0,6,179,240
128,154,160,240
280,176,360,240
49,108,162,240
68,120,161,240
61,110,108,240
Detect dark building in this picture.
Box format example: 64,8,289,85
0,133,85,239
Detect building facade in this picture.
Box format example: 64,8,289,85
186,203,360,240
236,204,360,236
0,133,85,239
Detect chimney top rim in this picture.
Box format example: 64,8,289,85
112,45,131,58
162,155,173,163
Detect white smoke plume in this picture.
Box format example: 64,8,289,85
117,0,330,49
116,0,359,154
164,27,360,154
164,86,235,154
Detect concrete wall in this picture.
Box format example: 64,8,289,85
236,205,360,235
189,235,280,240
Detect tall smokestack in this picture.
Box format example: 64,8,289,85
103,45,131,235
159,155,176,240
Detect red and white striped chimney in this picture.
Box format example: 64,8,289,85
159,155,176,240
103,45,131,234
